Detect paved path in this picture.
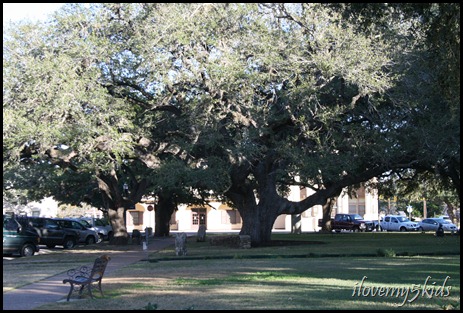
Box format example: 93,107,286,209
3,237,175,310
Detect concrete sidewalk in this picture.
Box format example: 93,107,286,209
3,236,175,310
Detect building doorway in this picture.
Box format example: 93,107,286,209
192,208,206,230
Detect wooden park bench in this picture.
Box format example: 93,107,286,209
62,255,111,301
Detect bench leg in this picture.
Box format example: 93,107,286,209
66,283,75,302
87,283,94,299
78,285,86,299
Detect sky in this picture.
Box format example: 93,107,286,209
3,3,65,24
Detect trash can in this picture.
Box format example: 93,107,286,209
145,227,153,237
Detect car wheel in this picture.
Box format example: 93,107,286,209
64,237,76,249
86,236,96,245
353,227,360,233
46,244,56,249
400,227,406,232
419,227,424,232
21,244,35,257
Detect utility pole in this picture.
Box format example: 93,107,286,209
423,198,427,219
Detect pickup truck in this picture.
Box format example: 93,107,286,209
319,213,374,232
379,215,419,232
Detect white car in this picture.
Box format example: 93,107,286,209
418,218,458,232
79,217,113,242
380,215,419,232
438,216,451,222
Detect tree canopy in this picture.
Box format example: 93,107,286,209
3,3,459,245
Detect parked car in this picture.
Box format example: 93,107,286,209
53,218,99,245
71,218,103,242
379,215,419,232
22,216,79,249
65,218,103,243
437,216,451,222
318,213,374,232
418,218,458,233
78,217,113,242
3,214,40,257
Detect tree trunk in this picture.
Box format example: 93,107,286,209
239,204,277,247
96,169,147,245
108,206,129,245
154,193,176,237
291,214,302,234
320,196,338,232
228,185,280,246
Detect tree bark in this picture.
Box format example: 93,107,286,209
226,162,281,246
108,206,129,245
320,196,338,233
96,169,147,245
239,202,278,247
154,193,176,237
291,214,302,234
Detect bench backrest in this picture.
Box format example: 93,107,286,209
90,255,111,280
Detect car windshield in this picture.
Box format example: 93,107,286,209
397,216,410,223
3,216,19,230
96,218,110,226
435,219,451,224
352,214,363,220
78,220,92,228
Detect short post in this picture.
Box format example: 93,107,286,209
197,225,206,242
175,232,187,256
145,227,149,245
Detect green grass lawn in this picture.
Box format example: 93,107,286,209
34,232,460,310
155,231,460,259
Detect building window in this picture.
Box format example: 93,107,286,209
192,208,206,226
192,212,199,225
348,205,357,214
358,205,365,216
221,210,241,224
229,210,241,224
130,212,143,226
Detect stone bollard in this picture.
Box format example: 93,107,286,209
197,225,206,242
175,232,187,256
132,229,142,245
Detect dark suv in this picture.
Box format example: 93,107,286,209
22,217,79,249
3,214,40,257
53,218,99,245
